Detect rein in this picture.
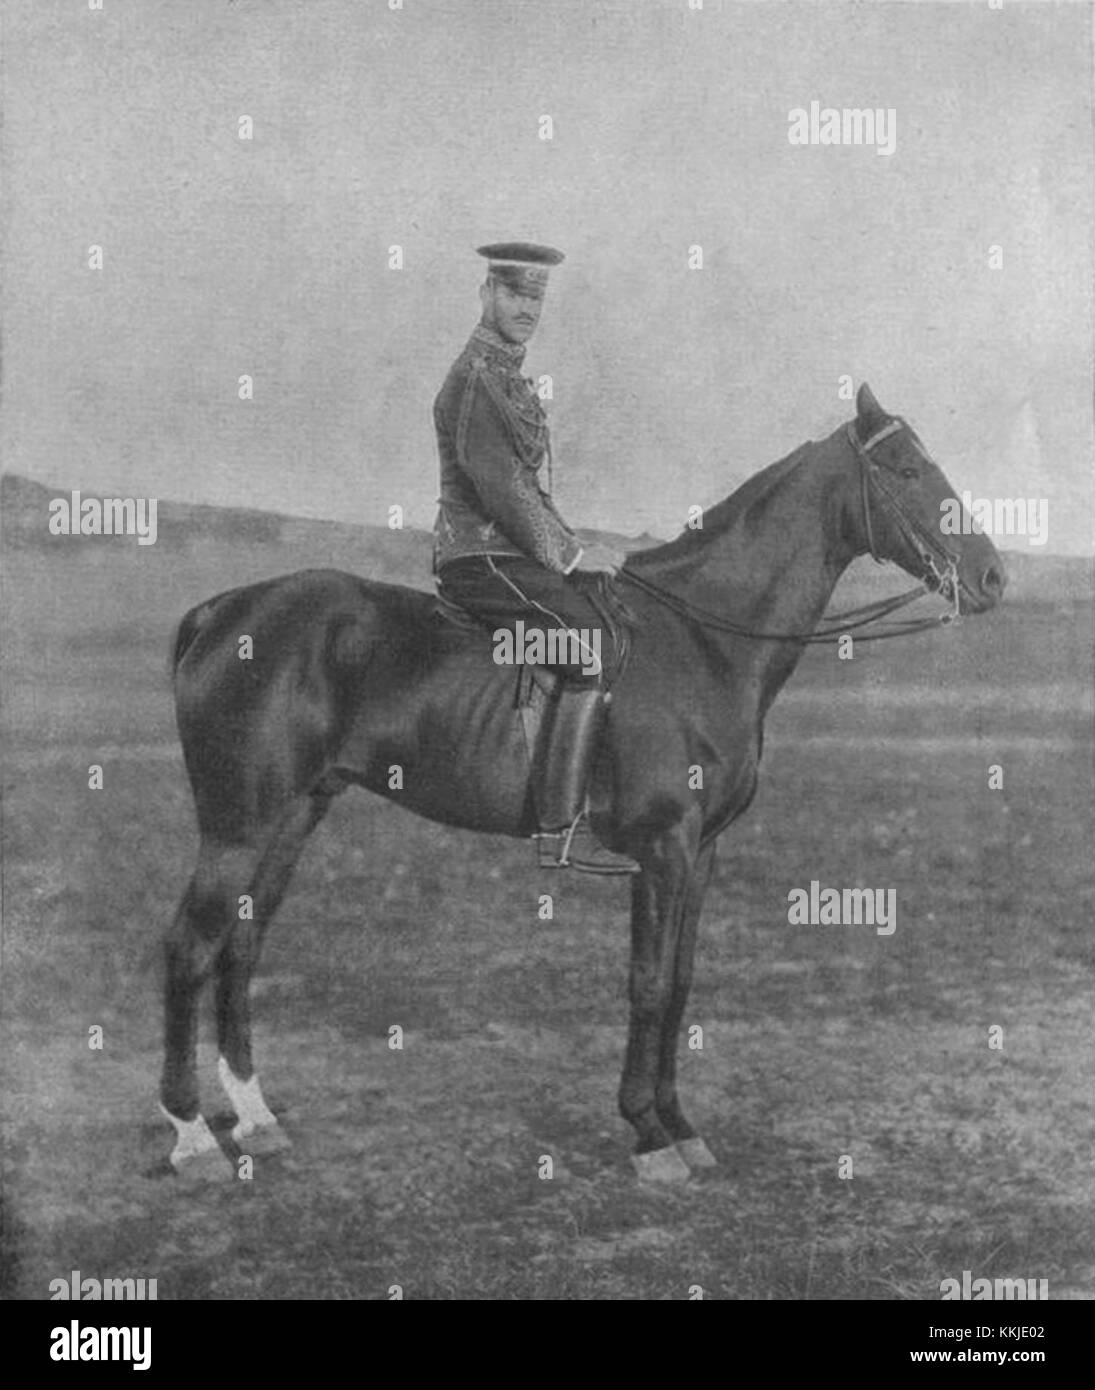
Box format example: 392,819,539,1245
619,420,962,645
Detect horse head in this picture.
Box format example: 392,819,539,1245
849,383,1006,615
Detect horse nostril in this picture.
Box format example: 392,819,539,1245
981,566,1005,596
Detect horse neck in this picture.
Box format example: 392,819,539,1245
632,425,859,664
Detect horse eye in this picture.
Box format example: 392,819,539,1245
901,467,918,480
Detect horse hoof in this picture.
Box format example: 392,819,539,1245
631,1145,692,1184
161,1106,234,1181
234,1121,291,1156
172,1145,234,1182
675,1136,718,1170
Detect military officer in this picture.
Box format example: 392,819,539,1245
433,243,638,874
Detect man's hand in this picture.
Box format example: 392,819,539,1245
579,542,630,575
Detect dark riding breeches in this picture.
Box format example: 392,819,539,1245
436,555,618,680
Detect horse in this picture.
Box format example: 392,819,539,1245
160,383,1005,1183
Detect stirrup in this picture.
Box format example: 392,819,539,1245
533,815,580,870
533,812,640,876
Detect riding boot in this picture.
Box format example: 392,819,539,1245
533,684,640,875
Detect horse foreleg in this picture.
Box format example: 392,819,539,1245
161,843,260,1180
214,791,333,1154
656,840,718,1171
619,823,701,1183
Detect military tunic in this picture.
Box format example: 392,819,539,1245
432,325,583,575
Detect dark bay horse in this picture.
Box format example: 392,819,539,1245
161,384,1005,1182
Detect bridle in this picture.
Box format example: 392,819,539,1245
850,419,960,602
619,419,963,644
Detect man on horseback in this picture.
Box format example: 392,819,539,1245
433,242,639,874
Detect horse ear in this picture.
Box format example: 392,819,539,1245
855,382,887,439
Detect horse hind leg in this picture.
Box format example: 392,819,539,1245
161,842,263,1180
214,790,335,1156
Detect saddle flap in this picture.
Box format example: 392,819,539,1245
516,668,554,770
431,593,485,631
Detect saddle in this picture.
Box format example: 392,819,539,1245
432,571,633,681
430,573,640,873
434,570,633,671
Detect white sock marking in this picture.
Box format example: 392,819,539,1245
217,1056,278,1140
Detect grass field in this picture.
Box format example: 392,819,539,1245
2,540,1093,1300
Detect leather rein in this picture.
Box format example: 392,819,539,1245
619,419,962,645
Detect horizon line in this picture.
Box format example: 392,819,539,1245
2,470,1092,561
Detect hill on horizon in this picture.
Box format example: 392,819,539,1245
2,472,1091,609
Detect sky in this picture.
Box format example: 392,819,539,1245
3,0,1093,553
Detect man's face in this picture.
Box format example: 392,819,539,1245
481,278,544,344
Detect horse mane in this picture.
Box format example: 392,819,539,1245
623,440,817,581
